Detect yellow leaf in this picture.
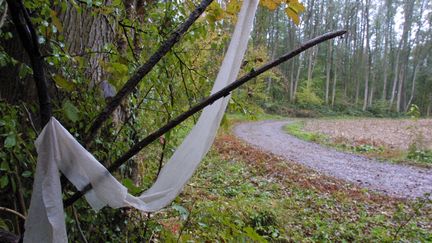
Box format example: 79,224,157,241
285,7,300,25
53,74,74,91
260,0,280,11
50,10,63,33
226,0,241,16
206,2,225,23
289,1,306,13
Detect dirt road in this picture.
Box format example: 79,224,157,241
233,120,432,199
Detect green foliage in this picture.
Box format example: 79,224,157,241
351,144,384,153
368,100,393,117
62,100,80,123
408,149,432,164
0,103,38,232
295,81,324,107
230,45,275,115
407,104,421,119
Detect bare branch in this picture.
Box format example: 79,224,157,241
0,206,26,220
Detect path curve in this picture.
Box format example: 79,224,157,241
233,120,432,199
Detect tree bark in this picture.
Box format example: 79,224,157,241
389,40,401,109
362,0,370,111
325,40,333,104
405,63,418,111
331,51,337,107
396,0,415,112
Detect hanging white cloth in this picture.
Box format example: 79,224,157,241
23,1,259,242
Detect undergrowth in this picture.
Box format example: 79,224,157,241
147,134,432,241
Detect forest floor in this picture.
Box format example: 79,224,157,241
150,116,431,241
233,120,432,199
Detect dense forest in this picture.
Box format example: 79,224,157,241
254,0,432,116
0,0,431,241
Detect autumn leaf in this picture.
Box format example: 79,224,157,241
206,2,225,23
286,0,305,25
260,0,305,25
285,7,300,25
289,1,306,12
50,10,63,32
226,0,241,17
53,74,75,91
260,0,282,11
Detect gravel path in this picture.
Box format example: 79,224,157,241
233,120,432,199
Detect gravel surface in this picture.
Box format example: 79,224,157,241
233,120,432,199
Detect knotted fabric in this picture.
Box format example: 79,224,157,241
23,1,259,242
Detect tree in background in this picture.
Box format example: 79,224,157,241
255,0,432,116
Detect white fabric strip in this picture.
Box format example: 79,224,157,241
23,1,258,242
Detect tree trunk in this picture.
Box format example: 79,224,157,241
60,1,115,87
362,0,370,111
325,40,333,104
389,38,402,109
405,63,418,111
331,57,337,107
395,0,414,112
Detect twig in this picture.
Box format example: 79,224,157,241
118,21,150,34
112,85,154,143
42,50,115,59
392,195,431,240
85,0,214,143
22,103,39,135
12,166,27,217
156,135,167,178
141,212,151,240
63,30,347,207
121,24,139,62
176,201,196,242
0,207,26,220
173,50,200,111
72,206,88,243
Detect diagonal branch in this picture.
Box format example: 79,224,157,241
64,30,347,207
85,0,214,144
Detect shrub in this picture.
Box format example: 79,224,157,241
296,85,323,107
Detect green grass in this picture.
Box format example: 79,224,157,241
283,121,325,142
